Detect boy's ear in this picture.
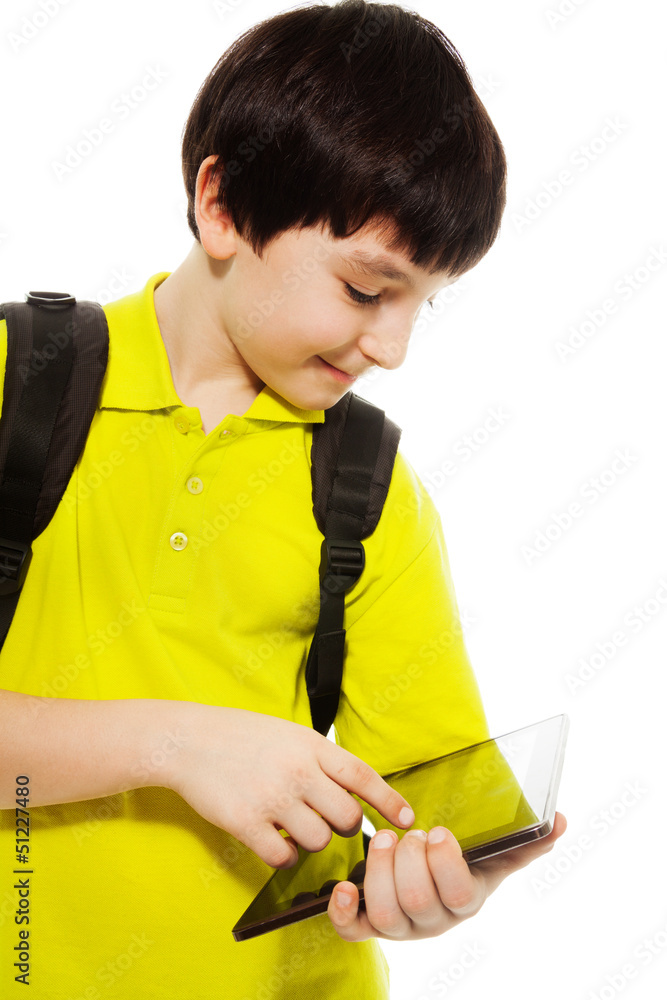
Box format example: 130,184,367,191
194,154,237,260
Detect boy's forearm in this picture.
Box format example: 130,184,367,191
0,687,189,810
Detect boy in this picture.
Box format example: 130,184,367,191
0,1,565,997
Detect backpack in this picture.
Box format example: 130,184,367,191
0,290,402,739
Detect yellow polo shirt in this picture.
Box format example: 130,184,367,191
0,272,489,999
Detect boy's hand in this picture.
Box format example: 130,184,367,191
164,705,415,869
327,811,567,941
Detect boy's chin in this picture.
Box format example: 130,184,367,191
271,379,352,413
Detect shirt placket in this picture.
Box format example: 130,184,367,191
147,408,245,614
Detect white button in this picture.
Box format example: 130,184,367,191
170,532,188,551
221,429,230,436
186,476,203,495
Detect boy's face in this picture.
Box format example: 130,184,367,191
197,158,460,412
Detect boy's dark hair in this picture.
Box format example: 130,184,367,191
182,0,506,278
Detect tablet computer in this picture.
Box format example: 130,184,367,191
232,712,569,942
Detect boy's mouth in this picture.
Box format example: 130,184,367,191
317,356,358,384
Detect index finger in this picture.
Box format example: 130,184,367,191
321,744,415,829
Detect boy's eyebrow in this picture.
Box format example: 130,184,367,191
336,249,417,288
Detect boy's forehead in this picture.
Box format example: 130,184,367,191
332,243,458,289
277,219,458,288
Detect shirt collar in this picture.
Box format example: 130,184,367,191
99,271,325,424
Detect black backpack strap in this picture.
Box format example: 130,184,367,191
0,291,109,650
306,392,402,737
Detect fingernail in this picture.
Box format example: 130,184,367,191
337,890,352,906
428,827,447,845
406,828,427,839
373,831,394,849
399,806,415,826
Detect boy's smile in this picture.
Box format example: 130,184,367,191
315,356,361,384
154,155,458,419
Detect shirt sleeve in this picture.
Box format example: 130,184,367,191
333,451,491,828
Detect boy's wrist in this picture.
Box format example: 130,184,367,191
127,698,199,793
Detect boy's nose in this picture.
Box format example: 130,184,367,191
357,326,411,370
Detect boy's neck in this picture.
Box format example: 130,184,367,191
153,243,264,417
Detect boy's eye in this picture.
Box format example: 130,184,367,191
343,282,436,310
344,282,382,307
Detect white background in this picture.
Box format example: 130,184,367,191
1,1,665,998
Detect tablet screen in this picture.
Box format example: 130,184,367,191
232,713,568,941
